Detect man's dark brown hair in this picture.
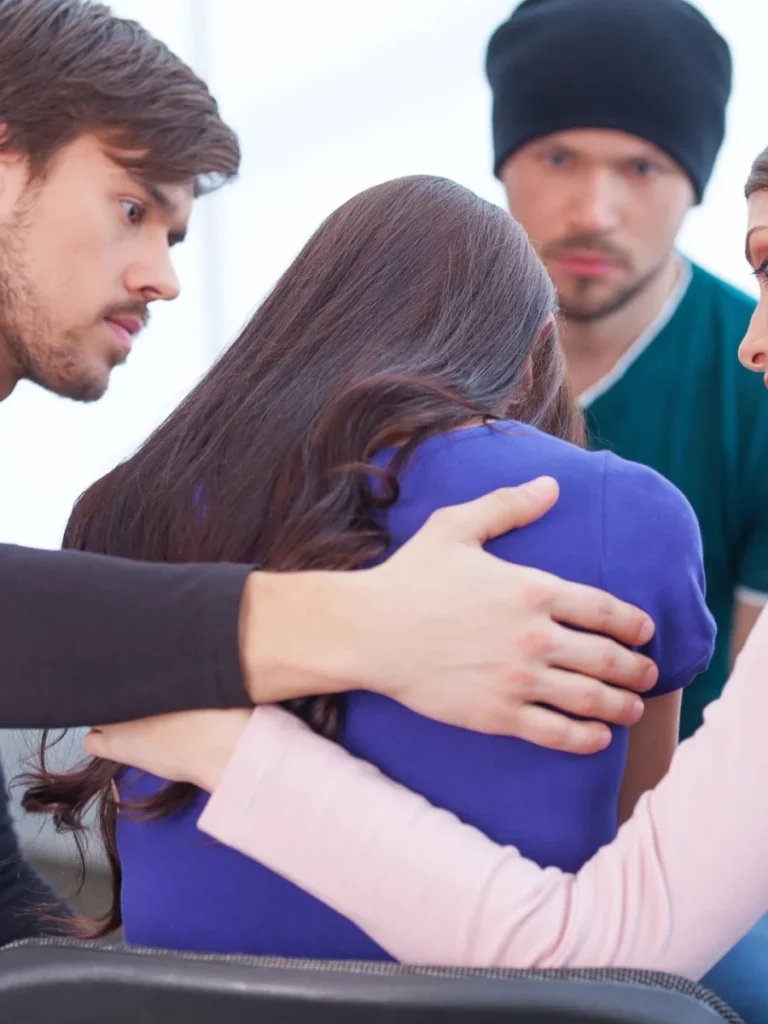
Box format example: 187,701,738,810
0,0,240,191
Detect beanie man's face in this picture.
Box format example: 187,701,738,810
500,128,695,322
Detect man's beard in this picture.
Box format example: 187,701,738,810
0,217,106,403
560,263,665,323
541,233,668,324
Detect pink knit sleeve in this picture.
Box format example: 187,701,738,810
198,607,768,980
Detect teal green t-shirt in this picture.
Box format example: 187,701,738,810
584,261,768,739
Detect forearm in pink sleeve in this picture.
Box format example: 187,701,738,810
198,608,768,979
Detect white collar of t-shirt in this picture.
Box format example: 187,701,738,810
578,258,693,409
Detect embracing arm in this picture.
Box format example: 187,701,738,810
198,610,768,980
0,543,252,727
5,481,655,738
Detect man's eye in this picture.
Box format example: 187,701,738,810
544,151,571,168
121,200,145,224
628,160,656,178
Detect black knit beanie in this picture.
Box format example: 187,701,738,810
486,0,732,202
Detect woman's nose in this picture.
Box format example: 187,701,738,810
739,331,768,373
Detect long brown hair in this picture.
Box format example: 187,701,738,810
21,175,581,935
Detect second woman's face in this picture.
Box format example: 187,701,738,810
740,190,768,385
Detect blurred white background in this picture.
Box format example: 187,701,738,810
0,0,764,860
0,0,761,553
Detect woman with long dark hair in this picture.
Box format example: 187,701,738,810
24,175,712,954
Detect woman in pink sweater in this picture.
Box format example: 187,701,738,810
84,145,768,983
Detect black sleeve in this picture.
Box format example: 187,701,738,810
0,765,73,943
0,544,254,728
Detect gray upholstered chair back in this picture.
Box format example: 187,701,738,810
0,939,743,1023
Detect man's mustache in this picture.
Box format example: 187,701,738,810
541,235,632,271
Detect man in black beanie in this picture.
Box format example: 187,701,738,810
488,0,766,735
487,2,768,1019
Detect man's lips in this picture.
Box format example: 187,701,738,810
550,252,620,277
104,316,144,350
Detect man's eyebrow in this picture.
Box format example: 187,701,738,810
143,180,173,209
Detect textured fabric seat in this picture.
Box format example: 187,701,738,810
0,938,743,1023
